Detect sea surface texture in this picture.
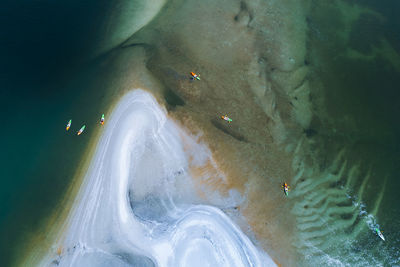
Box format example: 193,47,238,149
0,0,399,266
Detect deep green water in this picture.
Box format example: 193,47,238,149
1,0,400,266
304,0,400,265
0,0,113,265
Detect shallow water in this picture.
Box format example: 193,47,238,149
291,1,400,265
39,90,273,267
0,0,166,264
1,0,400,266
0,0,109,264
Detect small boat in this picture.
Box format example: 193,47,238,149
282,182,289,196
221,115,232,123
66,120,72,131
190,72,201,80
77,125,85,136
100,114,105,125
376,228,385,241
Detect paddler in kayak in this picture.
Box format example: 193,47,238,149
77,125,85,136
66,120,71,131
282,182,289,196
376,227,385,241
190,72,200,80
221,115,232,123
100,114,105,125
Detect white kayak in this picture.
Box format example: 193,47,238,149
77,125,86,136
376,228,385,241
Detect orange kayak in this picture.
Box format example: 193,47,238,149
66,120,71,131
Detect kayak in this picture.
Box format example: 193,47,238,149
77,125,85,136
376,228,385,241
100,114,105,125
221,115,232,123
66,119,72,131
282,183,289,196
284,187,288,196
190,72,201,80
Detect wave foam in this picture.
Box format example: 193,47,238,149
41,89,274,267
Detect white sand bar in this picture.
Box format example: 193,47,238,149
42,89,275,267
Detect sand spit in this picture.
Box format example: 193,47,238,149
22,0,359,265
35,90,275,267
120,0,313,263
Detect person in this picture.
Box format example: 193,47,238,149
282,182,289,195
190,72,200,80
221,115,232,123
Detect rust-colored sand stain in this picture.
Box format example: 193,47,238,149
22,0,314,265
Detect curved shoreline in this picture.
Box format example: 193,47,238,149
31,89,275,266
11,0,400,265
18,88,126,267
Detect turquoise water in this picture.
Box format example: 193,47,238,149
0,0,112,265
1,0,400,266
299,1,400,265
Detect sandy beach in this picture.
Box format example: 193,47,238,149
33,90,276,266
3,0,400,265
20,0,400,266
20,0,310,265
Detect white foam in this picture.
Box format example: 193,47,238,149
41,89,274,267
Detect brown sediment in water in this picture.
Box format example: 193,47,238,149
21,0,314,265
170,105,297,264
23,0,400,265
131,0,311,264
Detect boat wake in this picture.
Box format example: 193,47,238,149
289,136,397,266
42,89,273,267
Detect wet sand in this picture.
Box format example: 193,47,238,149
34,90,276,266
21,0,316,265
19,0,400,265
126,0,311,263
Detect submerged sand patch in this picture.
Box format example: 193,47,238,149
34,90,276,266
22,0,326,265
